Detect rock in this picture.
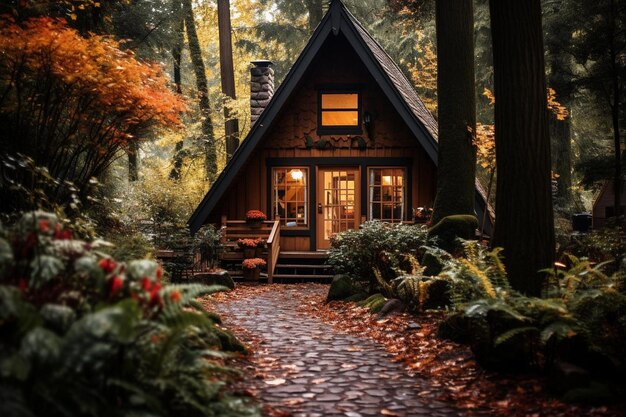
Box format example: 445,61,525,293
428,215,478,252
548,361,591,395
193,270,235,290
358,293,387,313
378,299,406,316
327,274,354,302
562,382,616,405
345,292,369,302
421,249,445,276
423,278,451,309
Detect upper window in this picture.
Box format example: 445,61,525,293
368,168,406,223
318,90,361,134
272,168,308,227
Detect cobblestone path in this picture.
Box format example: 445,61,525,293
214,285,462,417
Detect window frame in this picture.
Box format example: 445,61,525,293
271,167,310,229
317,88,362,135
367,167,407,223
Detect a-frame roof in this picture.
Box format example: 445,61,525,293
189,0,489,234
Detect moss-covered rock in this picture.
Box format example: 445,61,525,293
358,293,387,313
326,274,354,302
428,215,478,252
193,270,235,290
345,292,369,302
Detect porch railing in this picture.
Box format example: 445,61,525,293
219,216,280,281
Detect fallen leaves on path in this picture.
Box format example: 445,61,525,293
298,289,624,417
203,284,625,417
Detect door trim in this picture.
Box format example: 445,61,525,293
316,167,361,250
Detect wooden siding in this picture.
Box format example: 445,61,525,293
593,181,626,228
207,34,437,249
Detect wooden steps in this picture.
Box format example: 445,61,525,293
270,251,334,281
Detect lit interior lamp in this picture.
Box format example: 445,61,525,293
382,175,392,185
290,169,303,181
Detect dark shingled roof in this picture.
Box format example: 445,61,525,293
344,6,439,140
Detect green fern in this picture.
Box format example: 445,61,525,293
494,326,539,346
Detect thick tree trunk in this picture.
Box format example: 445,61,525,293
218,0,240,162
609,0,622,219
169,0,185,180
183,0,217,182
307,0,324,32
430,0,477,225
489,0,555,296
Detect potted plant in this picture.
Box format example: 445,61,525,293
413,207,433,225
245,210,267,228
255,238,266,257
242,257,266,281
237,238,259,258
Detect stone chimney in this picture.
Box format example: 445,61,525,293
250,60,274,124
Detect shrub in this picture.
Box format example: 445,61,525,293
0,211,259,417
327,221,430,293
441,250,626,379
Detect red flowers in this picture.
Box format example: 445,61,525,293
98,258,117,274
245,210,267,221
109,275,124,296
38,219,50,233
53,223,72,240
237,238,263,248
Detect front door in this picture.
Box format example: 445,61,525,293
316,167,360,249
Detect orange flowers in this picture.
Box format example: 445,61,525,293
245,210,267,221
170,291,182,303
242,258,266,270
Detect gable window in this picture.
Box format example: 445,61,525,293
272,167,308,227
368,168,405,223
318,90,361,134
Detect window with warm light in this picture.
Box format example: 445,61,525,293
272,168,308,227
318,91,361,133
368,168,405,223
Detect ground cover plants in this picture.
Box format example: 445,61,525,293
0,211,259,417
326,219,626,406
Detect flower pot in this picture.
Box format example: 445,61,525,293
243,267,260,281
255,246,264,257
243,247,256,259
246,219,264,228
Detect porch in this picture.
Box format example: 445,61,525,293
193,216,332,283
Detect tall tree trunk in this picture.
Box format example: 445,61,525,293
609,0,622,220
549,113,572,205
128,141,139,182
183,0,217,182
172,0,184,95
489,0,555,296
170,0,185,180
430,0,477,225
218,0,239,162
307,0,324,32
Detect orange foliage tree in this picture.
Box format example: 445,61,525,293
0,16,185,210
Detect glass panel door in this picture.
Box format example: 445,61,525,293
316,168,360,249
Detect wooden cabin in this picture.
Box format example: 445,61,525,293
188,0,491,281
592,180,626,228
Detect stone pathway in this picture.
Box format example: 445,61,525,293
214,285,462,417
